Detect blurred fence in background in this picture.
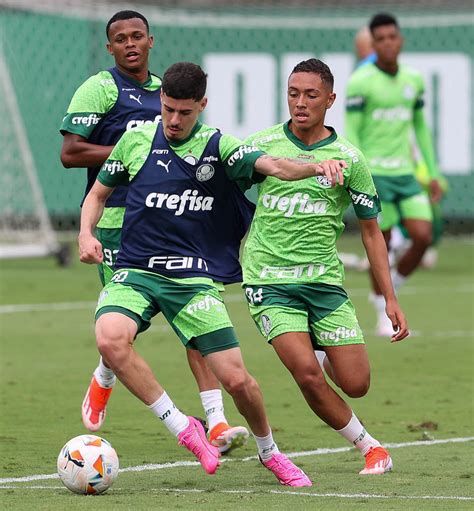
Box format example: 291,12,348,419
0,1,472,232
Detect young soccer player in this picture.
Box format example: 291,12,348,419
78,61,344,484
60,10,248,453
345,13,443,336
242,58,409,475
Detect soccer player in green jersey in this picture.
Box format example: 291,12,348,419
242,58,409,475
60,10,249,454
345,13,443,336
78,62,344,483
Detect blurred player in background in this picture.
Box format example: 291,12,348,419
243,58,408,476
78,61,345,484
60,10,249,453
354,26,376,68
345,13,443,337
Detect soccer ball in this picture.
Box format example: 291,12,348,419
57,434,119,495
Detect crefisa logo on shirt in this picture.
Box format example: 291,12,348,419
196,164,215,182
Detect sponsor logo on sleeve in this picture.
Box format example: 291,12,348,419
71,114,101,127
227,145,260,166
348,190,374,208
103,160,125,175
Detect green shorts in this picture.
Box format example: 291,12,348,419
96,269,239,356
373,175,433,231
244,282,364,348
95,227,122,286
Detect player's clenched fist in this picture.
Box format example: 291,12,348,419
78,234,103,264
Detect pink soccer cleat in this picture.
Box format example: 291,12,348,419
178,416,220,475
260,453,312,487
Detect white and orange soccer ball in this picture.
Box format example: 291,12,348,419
57,434,119,494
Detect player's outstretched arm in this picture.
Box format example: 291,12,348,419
61,133,115,169
254,155,346,185
413,109,443,203
78,181,114,264
359,218,409,342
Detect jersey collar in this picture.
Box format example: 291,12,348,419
283,122,337,151
168,121,203,147
374,62,399,77
114,67,153,87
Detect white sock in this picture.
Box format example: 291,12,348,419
93,357,116,388
314,350,327,371
200,389,227,430
391,269,407,293
148,392,189,437
336,413,381,456
253,431,280,461
370,293,386,319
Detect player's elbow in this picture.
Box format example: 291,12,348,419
60,149,75,168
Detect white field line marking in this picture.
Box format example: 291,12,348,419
160,488,474,502
0,486,472,502
1,284,473,315
0,436,472,485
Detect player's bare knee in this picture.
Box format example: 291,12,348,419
220,370,253,397
295,368,327,394
95,327,131,365
412,230,432,249
340,377,370,398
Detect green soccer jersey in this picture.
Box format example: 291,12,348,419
345,63,425,177
242,123,380,287
98,121,264,187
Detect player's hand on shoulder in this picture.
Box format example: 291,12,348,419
385,299,409,343
78,233,103,264
316,159,347,187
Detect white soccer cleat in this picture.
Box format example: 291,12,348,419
375,314,395,338
209,422,249,454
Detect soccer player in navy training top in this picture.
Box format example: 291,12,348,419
60,10,250,453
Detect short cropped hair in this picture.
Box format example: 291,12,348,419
290,58,334,90
369,13,399,35
106,10,150,40
162,62,207,101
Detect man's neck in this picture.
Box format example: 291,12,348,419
375,59,399,76
289,122,331,147
115,64,149,85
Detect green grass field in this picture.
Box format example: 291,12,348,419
1,236,473,510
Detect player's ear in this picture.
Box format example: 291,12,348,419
148,35,154,49
199,97,208,112
326,92,336,110
106,42,114,56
